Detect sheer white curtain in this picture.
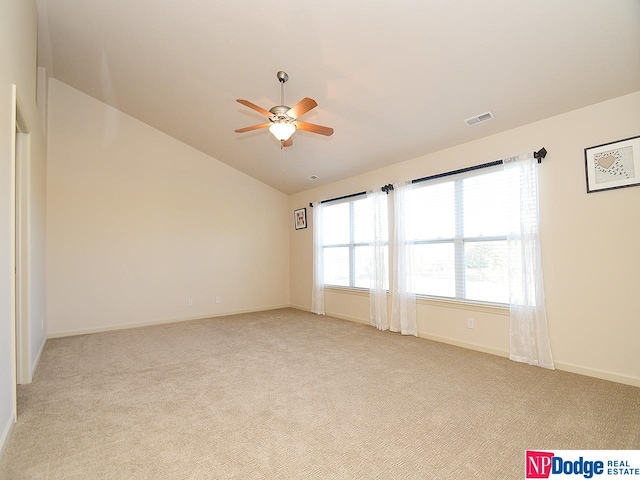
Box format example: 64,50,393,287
504,153,554,369
311,202,325,315
368,190,388,330
390,182,417,336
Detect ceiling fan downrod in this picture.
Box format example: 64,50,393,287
276,71,289,107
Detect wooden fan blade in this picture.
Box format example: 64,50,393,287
235,123,270,133
282,138,293,148
296,121,334,136
236,99,272,117
286,97,318,119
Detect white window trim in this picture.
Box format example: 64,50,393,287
323,197,389,289
324,285,508,315
411,175,509,304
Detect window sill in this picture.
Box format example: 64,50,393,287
323,286,509,315
324,285,371,297
416,295,509,316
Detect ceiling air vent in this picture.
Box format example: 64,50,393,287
306,174,318,181
464,111,494,127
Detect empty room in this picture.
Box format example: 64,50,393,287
1,0,639,478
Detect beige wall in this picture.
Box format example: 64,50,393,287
47,80,290,336
290,91,640,386
1,0,48,455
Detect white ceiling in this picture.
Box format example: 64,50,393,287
37,0,640,194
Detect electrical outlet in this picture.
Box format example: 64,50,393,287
215,296,221,304
188,298,193,306
467,318,474,329
41,319,44,330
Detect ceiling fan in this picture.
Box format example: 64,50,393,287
235,71,334,148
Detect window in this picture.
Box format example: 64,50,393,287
322,195,388,289
406,166,511,304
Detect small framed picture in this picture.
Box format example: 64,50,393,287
585,135,640,193
294,208,307,230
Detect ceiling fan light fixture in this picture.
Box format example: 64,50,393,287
269,121,296,141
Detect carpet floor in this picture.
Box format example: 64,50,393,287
1,308,639,479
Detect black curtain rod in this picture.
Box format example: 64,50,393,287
411,160,502,185
309,191,367,208
309,148,547,206
411,147,547,185
310,183,395,207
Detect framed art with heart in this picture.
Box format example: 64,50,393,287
584,135,640,193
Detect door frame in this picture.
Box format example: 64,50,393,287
10,84,31,420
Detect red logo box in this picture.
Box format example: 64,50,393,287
526,451,555,479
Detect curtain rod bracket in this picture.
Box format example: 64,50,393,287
534,147,547,164
381,184,394,194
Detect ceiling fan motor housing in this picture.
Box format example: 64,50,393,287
269,105,291,116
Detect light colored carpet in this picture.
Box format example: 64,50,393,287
1,308,639,479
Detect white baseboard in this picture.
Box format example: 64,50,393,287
322,310,508,357
0,411,16,463
289,305,368,325
418,332,510,358
324,310,509,358
48,304,291,338
325,310,369,326
30,336,47,379
553,361,640,388
312,309,640,387
289,304,310,313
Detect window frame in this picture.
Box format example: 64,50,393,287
322,196,389,289
410,174,509,304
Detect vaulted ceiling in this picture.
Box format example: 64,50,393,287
37,0,640,194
